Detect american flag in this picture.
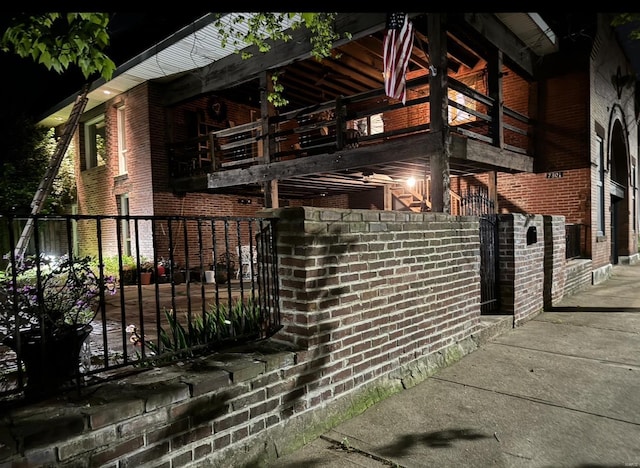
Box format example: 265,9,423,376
383,13,414,104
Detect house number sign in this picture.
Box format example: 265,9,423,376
546,171,563,179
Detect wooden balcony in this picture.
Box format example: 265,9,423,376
169,75,534,200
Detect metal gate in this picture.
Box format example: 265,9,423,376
461,187,500,314
479,214,500,314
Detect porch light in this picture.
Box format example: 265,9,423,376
406,177,416,188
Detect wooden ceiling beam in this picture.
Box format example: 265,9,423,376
163,13,387,106
462,13,535,77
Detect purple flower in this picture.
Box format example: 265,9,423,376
1,254,117,333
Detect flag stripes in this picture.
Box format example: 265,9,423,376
383,13,414,104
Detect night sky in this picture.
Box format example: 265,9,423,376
1,12,209,121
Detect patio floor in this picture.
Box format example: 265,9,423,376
82,277,259,381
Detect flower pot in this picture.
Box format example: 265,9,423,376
215,263,230,284
204,270,216,283
140,272,153,285
3,324,93,399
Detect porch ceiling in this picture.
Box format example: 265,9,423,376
196,157,524,200
39,13,499,126
253,156,504,200
210,14,542,199
173,12,551,111
190,15,512,200
262,14,489,111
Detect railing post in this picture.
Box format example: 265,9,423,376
487,48,504,150
210,133,219,170
335,96,345,150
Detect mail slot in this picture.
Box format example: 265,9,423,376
527,226,537,245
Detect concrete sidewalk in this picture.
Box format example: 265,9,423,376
268,263,640,467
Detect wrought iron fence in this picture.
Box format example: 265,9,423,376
0,214,280,402
460,186,494,216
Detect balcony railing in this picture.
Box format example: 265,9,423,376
169,75,533,179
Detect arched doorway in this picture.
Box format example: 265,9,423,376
609,119,630,264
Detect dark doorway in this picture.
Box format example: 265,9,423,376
611,195,621,264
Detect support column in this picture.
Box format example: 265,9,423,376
260,73,279,208
486,49,504,213
487,49,504,150
428,13,450,214
488,171,498,213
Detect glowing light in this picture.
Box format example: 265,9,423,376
406,177,416,188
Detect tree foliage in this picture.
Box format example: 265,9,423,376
213,13,349,106
0,111,76,215
612,14,640,39
1,13,115,80
0,13,344,212
2,12,344,106
0,114,54,214
214,12,345,59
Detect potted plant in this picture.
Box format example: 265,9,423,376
0,254,116,399
139,260,154,285
103,254,138,286
214,251,236,284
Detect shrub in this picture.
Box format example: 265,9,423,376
127,298,263,365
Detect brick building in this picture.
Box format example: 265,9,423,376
40,12,639,281
4,12,636,465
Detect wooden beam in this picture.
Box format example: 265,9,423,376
450,134,534,172
207,132,443,189
462,13,535,77
170,131,531,193
163,13,387,106
334,43,386,82
260,72,279,209
487,49,504,149
428,13,451,214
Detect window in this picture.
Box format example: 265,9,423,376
596,136,605,236
117,106,127,175
350,113,384,136
448,89,475,124
116,194,131,256
84,115,106,169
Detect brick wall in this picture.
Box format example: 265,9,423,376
502,65,532,150
453,29,639,276
590,15,638,269
460,19,639,277
0,208,580,467
563,259,593,298
74,83,269,263
495,169,591,224
0,209,486,466
271,208,482,354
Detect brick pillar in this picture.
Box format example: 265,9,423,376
498,213,546,326
543,215,567,308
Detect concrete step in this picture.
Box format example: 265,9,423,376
474,315,513,346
